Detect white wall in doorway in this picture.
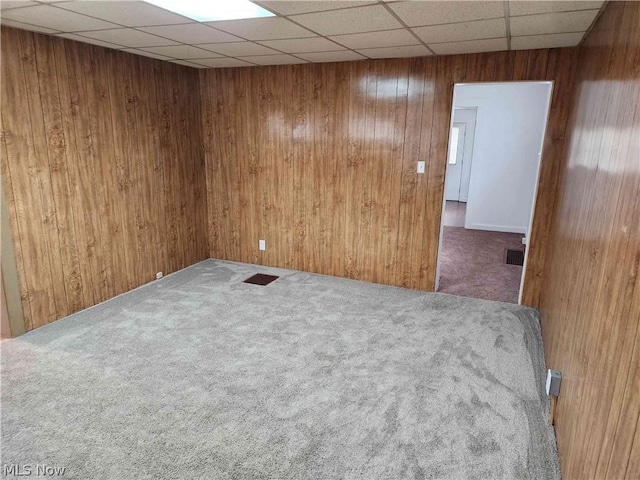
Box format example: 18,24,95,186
454,82,552,235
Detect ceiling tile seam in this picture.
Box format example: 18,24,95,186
250,3,375,61
2,19,62,33
191,47,358,60
428,36,507,47
261,1,380,16
379,2,437,55
508,8,603,18
54,34,126,49
504,1,511,50
189,58,261,67
138,49,227,59
122,50,174,60
322,34,420,53
288,52,368,62
403,15,507,29
0,4,36,11
511,30,589,38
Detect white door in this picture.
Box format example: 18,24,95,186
444,109,476,202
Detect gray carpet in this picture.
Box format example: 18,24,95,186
1,260,559,480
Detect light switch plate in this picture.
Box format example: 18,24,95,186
417,161,426,174
259,239,266,251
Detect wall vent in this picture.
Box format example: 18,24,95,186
505,249,525,266
243,273,279,286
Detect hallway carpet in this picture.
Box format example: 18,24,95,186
438,227,525,303
1,260,558,479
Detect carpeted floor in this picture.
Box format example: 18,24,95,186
1,260,558,479
438,227,525,304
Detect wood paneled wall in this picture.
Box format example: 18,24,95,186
200,48,578,301
0,27,208,331
539,1,640,478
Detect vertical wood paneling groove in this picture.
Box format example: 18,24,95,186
1,27,208,329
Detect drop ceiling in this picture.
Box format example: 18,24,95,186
0,0,604,68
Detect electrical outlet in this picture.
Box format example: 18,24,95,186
546,369,561,396
259,239,266,251
417,161,426,174
156,272,163,280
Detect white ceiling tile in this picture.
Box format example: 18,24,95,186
258,37,345,53
329,29,418,49
260,1,376,16
190,58,254,68
198,41,279,56
239,54,308,65
77,28,178,47
140,45,223,59
170,59,208,68
429,37,507,55
120,48,173,60
56,32,124,48
358,44,432,59
139,24,242,44
295,50,366,62
55,1,193,27
510,10,599,36
206,17,315,40
291,5,402,35
1,1,35,10
509,1,604,16
413,18,506,43
0,18,60,33
1,4,120,31
389,1,504,27
511,32,585,50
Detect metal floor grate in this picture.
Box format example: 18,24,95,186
243,273,279,286
505,249,525,266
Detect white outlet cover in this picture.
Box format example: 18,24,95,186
259,240,266,251
417,161,426,174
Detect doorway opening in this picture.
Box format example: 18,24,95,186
435,82,553,304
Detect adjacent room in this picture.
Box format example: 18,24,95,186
437,81,552,304
1,1,638,479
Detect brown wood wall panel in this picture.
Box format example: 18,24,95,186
0,27,208,330
201,48,578,300
538,1,640,478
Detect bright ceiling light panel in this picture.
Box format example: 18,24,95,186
145,0,275,22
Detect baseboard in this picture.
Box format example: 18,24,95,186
466,223,527,234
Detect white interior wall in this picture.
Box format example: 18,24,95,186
453,82,552,235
